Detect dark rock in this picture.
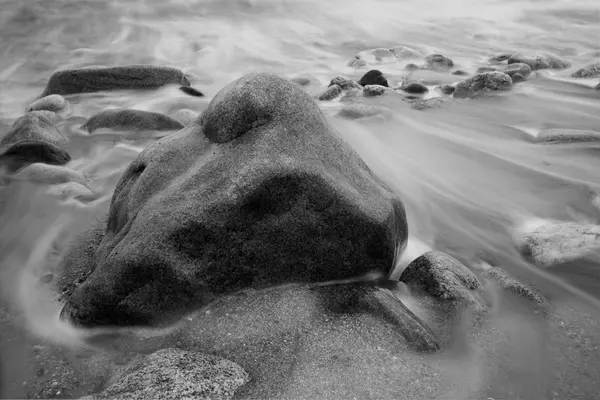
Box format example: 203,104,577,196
389,46,423,59
329,76,361,90
488,53,513,63
26,94,68,113
363,85,393,97
58,73,408,328
178,86,205,97
439,85,455,95
89,349,249,400
0,141,71,172
521,223,600,267
318,84,343,101
476,66,500,74
502,62,531,78
358,70,388,87
451,70,469,76
405,63,420,71
537,129,600,143
1,112,66,146
399,251,484,311
82,109,185,133
424,54,454,70
400,82,428,95
511,73,526,83
39,65,191,97
572,62,600,78
453,72,512,99
291,77,311,86
507,54,571,71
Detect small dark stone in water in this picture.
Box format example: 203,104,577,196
359,70,388,87
511,73,526,83
440,85,455,95
401,82,428,94
451,70,469,76
405,63,420,71
40,273,54,283
178,86,204,97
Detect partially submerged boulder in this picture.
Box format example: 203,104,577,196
507,54,571,71
26,94,68,114
1,112,66,146
502,62,532,78
318,84,343,101
572,62,600,78
0,141,71,172
453,72,512,99
521,222,600,267
39,65,191,97
58,73,408,328
537,129,600,144
329,76,361,90
424,54,454,70
82,109,185,133
400,82,429,95
363,84,394,97
399,251,485,312
87,349,249,400
358,70,388,87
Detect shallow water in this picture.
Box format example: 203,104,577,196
1,0,600,398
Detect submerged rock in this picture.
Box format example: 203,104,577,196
389,45,423,60
173,109,200,126
453,71,512,99
346,57,368,69
488,53,513,63
405,63,420,71
89,349,249,400
82,109,185,133
337,104,390,120
511,73,526,83
318,84,343,101
291,77,311,86
521,223,600,267
46,181,94,200
571,62,600,78
502,62,532,78
329,76,361,90
451,70,469,76
476,66,499,74
400,251,485,311
439,85,455,95
11,163,86,186
537,129,600,143
58,73,408,328
363,84,394,97
39,65,191,97
355,48,397,65
358,70,388,87
507,54,571,71
424,54,454,70
1,112,66,146
26,94,68,114
400,82,428,95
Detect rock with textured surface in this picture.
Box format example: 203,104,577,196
39,65,191,97
571,62,600,78
26,94,68,114
521,222,600,267
453,72,512,99
502,62,532,78
82,109,185,133
400,82,428,95
507,54,570,71
1,112,66,146
363,84,394,97
337,104,391,120
329,76,361,91
424,54,454,70
318,84,343,101
400,251,484,311
389,46,423,60
358,70,388,87
58,73,408,328
89,349,249,400
0,141,71,172
537,129,600,143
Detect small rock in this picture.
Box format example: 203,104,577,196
511,73,526,83
40,273,54,284
488,53,513,63
400,82,429,95
389,45,423,59
537,129,600,143
346,58,368,69
451,70,469,76
1,112,66,146
502,62,532,78
571,62,600,78
521,222,600,267
363,84,393,97
291,77,311,86
91,348,249,400
507,53,571,71
26,94,68,114
318,84,343,101
439,85,455,95
337,104,389,120
405,63,420,71
178,86,204,97
82,109,185,133
476,66,500,74
173,109,199,126
425,54,454,70
355,48,397,65
453,71,512,99
329,76,361,90
400,251,485,311
358,70,388,87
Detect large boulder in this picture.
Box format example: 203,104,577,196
58,73,408,328
39,65,191,97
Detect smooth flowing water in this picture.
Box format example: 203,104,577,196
1,0,600,398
